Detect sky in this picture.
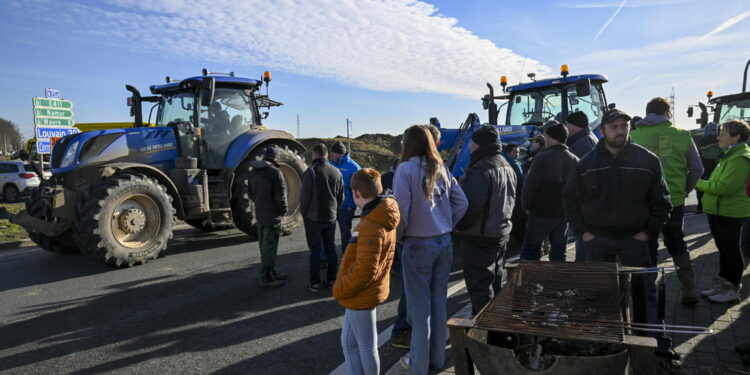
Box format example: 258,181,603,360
2,0,750,140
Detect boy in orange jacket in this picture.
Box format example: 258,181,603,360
333,168,400,375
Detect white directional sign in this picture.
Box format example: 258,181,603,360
33,89,76,154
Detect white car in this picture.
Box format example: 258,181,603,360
0,161,41,202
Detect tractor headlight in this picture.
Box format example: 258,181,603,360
59,140,80,169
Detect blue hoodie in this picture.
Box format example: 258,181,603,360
329,154,361,209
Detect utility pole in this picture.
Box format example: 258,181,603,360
296,114,300,138
669,87,676,125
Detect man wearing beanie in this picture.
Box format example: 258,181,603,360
520,121,579,261
248,146,289,287
455,125,517,314
565,111,598,159
328,140,361,255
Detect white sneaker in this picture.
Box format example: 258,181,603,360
701,276,729,297
707,284,741,303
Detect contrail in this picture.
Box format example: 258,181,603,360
698,9,750,41
611,75,643,93
594,0,627,40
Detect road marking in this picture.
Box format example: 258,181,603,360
328,280,467,375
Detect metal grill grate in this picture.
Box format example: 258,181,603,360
474,261,626,344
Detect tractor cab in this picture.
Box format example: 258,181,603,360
506,73,609,132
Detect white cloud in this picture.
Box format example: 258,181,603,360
16,0,550,99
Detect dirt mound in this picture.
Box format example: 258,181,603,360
297,133,403,173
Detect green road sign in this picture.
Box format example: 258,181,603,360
34,108,74,118
32,98,73,109
34,117,75,126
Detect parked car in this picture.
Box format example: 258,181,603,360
0,161,42,202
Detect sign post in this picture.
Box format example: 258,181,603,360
32,89,78,160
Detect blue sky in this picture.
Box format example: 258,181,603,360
1,0,750,140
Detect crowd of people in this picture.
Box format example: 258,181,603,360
246,98,750,375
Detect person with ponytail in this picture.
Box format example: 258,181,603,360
392,125,468,375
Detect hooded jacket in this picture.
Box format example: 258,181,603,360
300,158,344,223
248,159,288,226
333,197,400,310
632,114,703,207
566,127,598,159
696,142,750,218
455,144,517,239
328,154,361,210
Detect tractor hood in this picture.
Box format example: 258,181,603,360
51,127,179,174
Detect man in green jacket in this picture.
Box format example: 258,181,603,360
632,97,704,305
696,120,750,303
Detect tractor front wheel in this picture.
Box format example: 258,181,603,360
74,174,175,267
231,145,306,238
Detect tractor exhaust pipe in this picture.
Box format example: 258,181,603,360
126,85,143,127
743,58,750,93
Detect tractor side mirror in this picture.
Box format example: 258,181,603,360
687,107,694,117
608,103,617,110
200,77,216,107
575,78,591,97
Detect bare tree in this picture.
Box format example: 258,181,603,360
0,118,26,155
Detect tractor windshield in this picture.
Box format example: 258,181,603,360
160,92,195,126
200,87,258,169
508,88,564,126
716,98,750,122
566,82,604,130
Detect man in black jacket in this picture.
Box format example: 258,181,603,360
520,121,579,261
565,111,598,159
455,125,517,314
300,144,344,292
248,146,289,288
562,109,675,358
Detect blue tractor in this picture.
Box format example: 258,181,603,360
436,65,612,177
12,69,307,267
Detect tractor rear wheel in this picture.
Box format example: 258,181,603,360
74,173,175,267
231,145,306,238
25,187,78,254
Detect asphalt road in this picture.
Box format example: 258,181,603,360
0,222,471,375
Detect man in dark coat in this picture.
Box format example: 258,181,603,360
455,125,517,314
248,146,288,287
520,121,579,261
563,109,676,359
300,143,344,292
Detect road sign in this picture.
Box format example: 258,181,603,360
34,108,74,118
36,140,52,154
36,126,79,140
33,98,73,109
45,88,61,99
34,117,75,126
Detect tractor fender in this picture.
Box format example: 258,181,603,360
98,162,185,218
224,129,306,170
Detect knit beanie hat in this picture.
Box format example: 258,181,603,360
471,125,501,146
330,141,347,155
542,121,569,144
566,111,589,129
263,146,279,160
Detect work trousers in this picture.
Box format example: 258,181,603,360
256,223,281,280
458,236,508,315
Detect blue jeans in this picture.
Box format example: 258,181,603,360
574,235,587,262
391,243,411,337
520,215,568,261
304,219,338,284
402,233,452,375
338,206,356,254
341,308,379,375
